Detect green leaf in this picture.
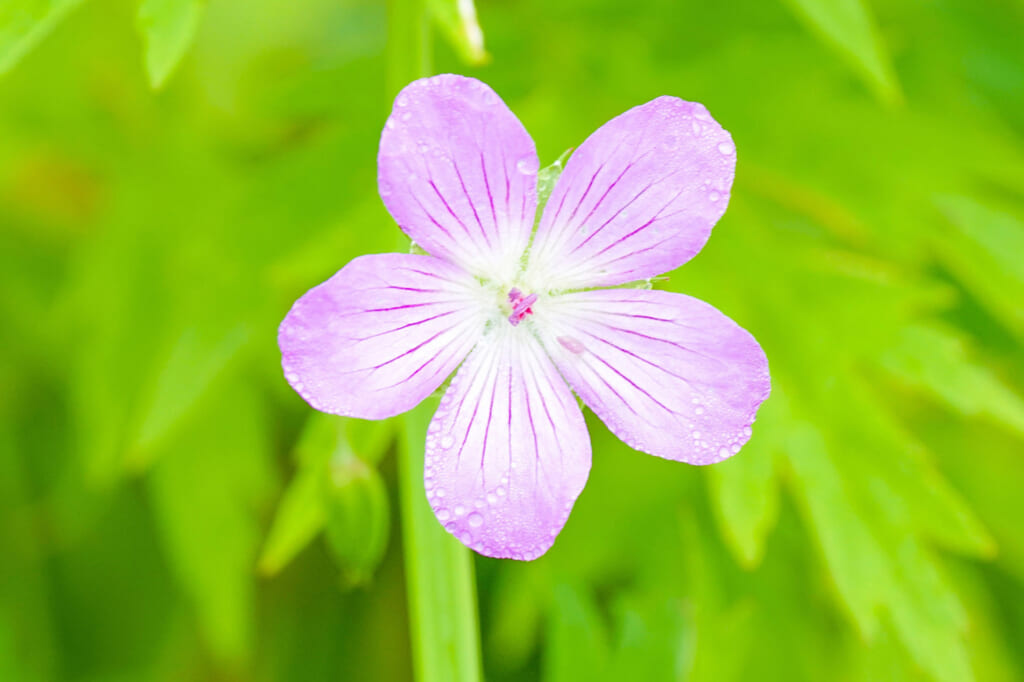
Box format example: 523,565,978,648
934,196,1024,339
707,397,782,569
258,466,326,576
147,382,273,664
607,598,688,682
879,323,1024,436
779,0,902,104
324,456,390,586
0,0,83,76
137,0,206,89
543,584,611,682
783,420,892,637
427,0,487,65
130,323,250,469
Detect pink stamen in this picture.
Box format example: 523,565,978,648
507,289,538,326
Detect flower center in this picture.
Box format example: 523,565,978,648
506,288,538,326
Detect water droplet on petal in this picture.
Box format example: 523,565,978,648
695,407,705,415
486,493,498,505
454,505,466,517
516,157,537,175
717,446,730,459
440,434,455,449
468,512,484,528
496,486,506,497
437,508,451,521
557,336,585,354
401,111,412,122
436,488,446,498
718,141,734,155
709,191,720,202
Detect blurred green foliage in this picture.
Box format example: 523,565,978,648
2,0,1023,680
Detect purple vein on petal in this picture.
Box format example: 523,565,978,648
451,159,493,250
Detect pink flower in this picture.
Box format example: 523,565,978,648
279,75,770,560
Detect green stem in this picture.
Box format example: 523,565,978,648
399,402,483,682
388,4,483,681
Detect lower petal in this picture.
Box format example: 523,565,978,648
425,328,591,560
279,253,486,419
535,289,770,464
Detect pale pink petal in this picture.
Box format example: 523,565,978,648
279,253,486,419
378,74,539,283
534,289,769,464
425,329,591,560
526,97,735,290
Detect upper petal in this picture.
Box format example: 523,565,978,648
378,74,539,283
425,327,591,560
526,97,735,290
279,253,486,419
534,289,769,464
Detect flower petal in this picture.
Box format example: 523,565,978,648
535,289,769,464
425,328,591,560
279,253,486,419
526,97,735,290
378,74,539,283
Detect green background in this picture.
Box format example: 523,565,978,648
2,0,1023,680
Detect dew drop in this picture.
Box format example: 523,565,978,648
742,426,753,438
396,94,409,107
558,336,585,354
474,499,485,509
516,158,537,175
718,141,734,155
436,488,446,498
454,505,466,517
690,120,702,135
401,111,412,122
486,493,498,505
709,191,720,202
718,446,730,459
695,407,705,415
730,443,741,454
437,508,451,521
440,434,455,449
496,486,506,497
468,512,484,528
692,430,701,439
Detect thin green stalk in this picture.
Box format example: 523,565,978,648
399,401,483,682
388,3,483,680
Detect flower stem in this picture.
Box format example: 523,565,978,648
387,3,483,681
399,401,483,682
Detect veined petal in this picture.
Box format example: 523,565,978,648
535,289,769,464
425,327,591,560
279,253,486,419
378,74,539,283
526,97,735,290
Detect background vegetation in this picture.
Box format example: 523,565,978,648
2,0,1023,680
